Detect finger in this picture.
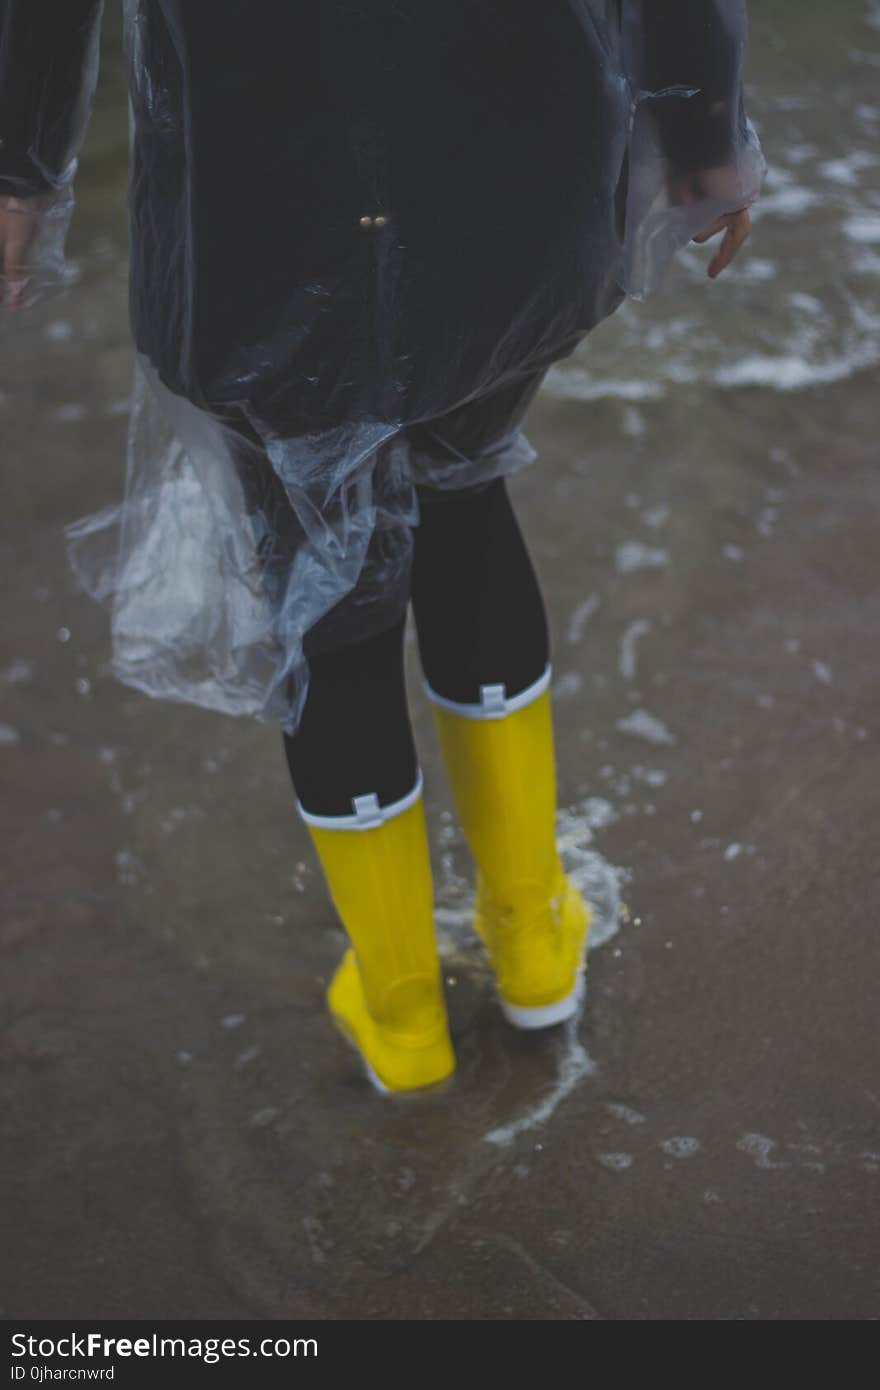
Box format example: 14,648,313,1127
712,212,750,276
708,213,750,278
691,216,728,245
707,224,736,278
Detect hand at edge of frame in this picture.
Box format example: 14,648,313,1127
0,195,40,311
670,165,754,279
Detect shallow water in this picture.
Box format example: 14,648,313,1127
1,2,878,1320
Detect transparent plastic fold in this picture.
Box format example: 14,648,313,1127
1,1,765,735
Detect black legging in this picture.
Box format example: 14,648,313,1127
282,474,549,816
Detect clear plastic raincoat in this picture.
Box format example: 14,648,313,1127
0,1,764,734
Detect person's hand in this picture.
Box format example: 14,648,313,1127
0,195,40,311
692,205,751,279
669,165,753,279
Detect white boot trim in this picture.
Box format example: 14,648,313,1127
297,768,423,830
423,664,551,719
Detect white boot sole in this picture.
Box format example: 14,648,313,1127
499,972,587,1031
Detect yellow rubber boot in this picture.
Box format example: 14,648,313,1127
300,774,455,1093
427,669,590,1028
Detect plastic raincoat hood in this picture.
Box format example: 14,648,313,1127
0,1,765,734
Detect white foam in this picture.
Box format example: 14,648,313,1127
115,848,143,886
819,151,880,184
605,1102,646,1126
738,257,779,281
641,504,669,530
434,905,479,935
784,143,820,165
595,1152,633,1171
750,186,822,218
715,345,880,390
615,709,676,745
852,249,880,275
788,292,825,314
633,766,668,788
542,367,664,402
483,1023,597,1147
615,541,669,573
2,658,33,684
619,619,652,679
844,214,880,243
551,671,583,701
660,1136,701,1158
570,798,618,833
850,45,880,68
737,1132,788,1171
622,405,646,437
566,593,600,644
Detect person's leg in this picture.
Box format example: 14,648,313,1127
281,613,417,818
280,614,454,1094
409,474,549,705
408,380,591,1028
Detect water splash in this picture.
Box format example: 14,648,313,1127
483,1021,597,1147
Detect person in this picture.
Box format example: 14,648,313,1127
0,2,764,1093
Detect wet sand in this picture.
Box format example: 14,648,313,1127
1,3,878,1319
